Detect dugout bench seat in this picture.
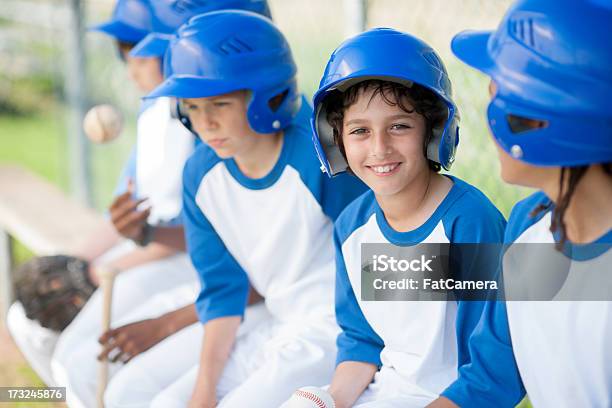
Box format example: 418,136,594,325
0,164,107,319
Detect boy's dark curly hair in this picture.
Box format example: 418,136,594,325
324,79,448,173
116,40,136,62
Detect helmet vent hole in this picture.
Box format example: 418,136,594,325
218,37,253,55
506,114,548,134
268,89,289,112
509,18,536,47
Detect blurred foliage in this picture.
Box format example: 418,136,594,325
0,74,60,116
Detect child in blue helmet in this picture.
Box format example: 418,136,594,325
4,0,195,399
34,2,277,408
137,10,366,408
130,0,272,59
28,1,201,407
428,1,612,407
284,28,506,407
91,2,305,408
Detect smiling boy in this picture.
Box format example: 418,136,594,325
142,10,367,407
287,28,506,407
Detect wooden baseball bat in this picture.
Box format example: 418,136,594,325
96,266,119,408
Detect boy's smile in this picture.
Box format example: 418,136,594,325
367,162,401,176
342,87,428,197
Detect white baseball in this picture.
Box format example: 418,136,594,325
83,104,124,143
280,387,336,408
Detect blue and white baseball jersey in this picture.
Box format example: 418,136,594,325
114,97,197,226
334,177,506,398
182,110,368,325
442,192,612,407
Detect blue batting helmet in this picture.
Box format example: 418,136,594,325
145,10,300,134
452,0,612,166
90,0,154,44
131,0,272,58
312,28,460,176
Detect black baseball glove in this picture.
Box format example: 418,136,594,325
14,255,96,332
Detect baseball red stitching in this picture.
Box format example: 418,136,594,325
294,389,330,408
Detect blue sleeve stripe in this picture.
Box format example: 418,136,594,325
442,301,526,407
183,150,250,324
334,227,384,368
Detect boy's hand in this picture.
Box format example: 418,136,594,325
328,361,378,408
97,318,170,363
188,386,217,408
426,397,459,408
109,179,151,241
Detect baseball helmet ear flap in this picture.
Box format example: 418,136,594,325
246,78,301,133
312,90,349,175
170,98,197,135
427,100,460,170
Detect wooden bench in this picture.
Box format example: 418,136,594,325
0,164,107,318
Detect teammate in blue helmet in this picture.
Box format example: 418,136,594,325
287,28,506,407
90,0,154,43
429,0,612,407
41,1,202,407
130,0,272,59
311,29,460,175
140,10,366,407
58,3,281,408
89,0,163,92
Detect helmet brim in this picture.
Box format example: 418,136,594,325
89,20,148,44
451,30,495,75
144,75,243,99
130,33,172,58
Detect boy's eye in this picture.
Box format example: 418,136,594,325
213,101,230,107
349,128,368,135
390,123,411,131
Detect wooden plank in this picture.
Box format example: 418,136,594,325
0,164,106,256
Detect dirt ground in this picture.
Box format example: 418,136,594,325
0,320,66,408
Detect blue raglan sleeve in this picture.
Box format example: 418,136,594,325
448,199,506,367
441,196,525,406
321,174,368,221
441,301,526,407
182,160,250,325
334,227,385,367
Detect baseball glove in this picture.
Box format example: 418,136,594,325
14,255,95,332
